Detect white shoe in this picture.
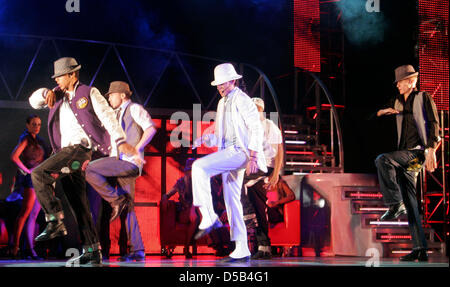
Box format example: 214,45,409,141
229,240,251,259
198,207,218,230
194,219,223,240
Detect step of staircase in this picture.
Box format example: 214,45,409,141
284,166,343,173
351,201,388,214
360,214,409,228
341,189,383,201
373,226,435,242
339,186,446,258
285,144,327,152
383,242,446,258
281,117,339,174
284,132,316,145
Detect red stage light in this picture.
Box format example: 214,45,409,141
418,0,449,111
294,0,321,72
380,235,411,240
346,192,383,199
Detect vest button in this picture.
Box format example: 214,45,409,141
74,113,78,116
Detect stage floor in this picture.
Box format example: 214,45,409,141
0,255,448,268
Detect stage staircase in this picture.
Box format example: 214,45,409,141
342,185,445,258
281,114,445,258
281,114,341,174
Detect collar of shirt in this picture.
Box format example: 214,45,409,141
119,99,131,113
65,81,80,100
225,87,238,100
114,99,131,119
397,90,418,104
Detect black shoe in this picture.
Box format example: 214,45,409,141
35,220,68,242
251,250,272,260
400,249,428,262
68,250,103,265
119,250,145,262
194,219,223,240
183,247,193,259
380,202,407,221
110,195,130,222
214,248,232,257
220,256,250,263
28,254,44,261
7,247,21,260
23,249,44,260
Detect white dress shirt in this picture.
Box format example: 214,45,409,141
261,118,282,168
110,99,154,168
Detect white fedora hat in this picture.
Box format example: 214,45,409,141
211,63,242,86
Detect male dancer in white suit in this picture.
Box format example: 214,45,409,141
192,63,266,262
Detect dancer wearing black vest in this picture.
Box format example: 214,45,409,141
374,65,440,262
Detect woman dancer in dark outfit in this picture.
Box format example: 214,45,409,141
9,115,48,259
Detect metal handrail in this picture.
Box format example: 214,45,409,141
295,67,344,171
240,62,286,170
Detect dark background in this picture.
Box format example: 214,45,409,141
0,0,420,197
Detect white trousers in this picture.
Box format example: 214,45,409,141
192,146,248,242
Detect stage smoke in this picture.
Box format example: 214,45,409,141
103,0,175,50
135,16,175,50
334,0,387,46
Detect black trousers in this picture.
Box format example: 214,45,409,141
374,149,428,250
31,144,99,247
242,168,273,247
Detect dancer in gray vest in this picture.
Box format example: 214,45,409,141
374,65,440,262
86,81,156,262
29,57,138,265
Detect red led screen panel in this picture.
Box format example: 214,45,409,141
144,119,163,153
165,156,187,201
294,0,321,72
165,119,218,154
195,120,218,155
135,156,161,203
166,120,192,154
418,0,449,111
109,206,160,254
